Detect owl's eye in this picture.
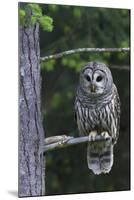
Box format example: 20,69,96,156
85,75,91,82
96,76,103,82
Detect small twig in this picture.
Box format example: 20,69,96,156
40,47,130,62
44,135,111,152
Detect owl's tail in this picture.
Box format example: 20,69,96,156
87,141,114,175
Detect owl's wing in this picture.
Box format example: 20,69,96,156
113,84,121,144
74,97,85,136
74,107,83,135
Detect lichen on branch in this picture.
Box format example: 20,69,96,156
40,47,130,62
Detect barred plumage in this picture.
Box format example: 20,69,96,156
75,61,120,175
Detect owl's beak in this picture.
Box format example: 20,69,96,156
90,84,96,93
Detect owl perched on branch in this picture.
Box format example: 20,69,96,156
75,61,120,175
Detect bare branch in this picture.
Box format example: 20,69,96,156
44,135,112,152
40,47,130,62
110,65,129,70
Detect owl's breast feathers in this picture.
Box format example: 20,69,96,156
75,84,120,144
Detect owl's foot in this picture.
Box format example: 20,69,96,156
88,131,98,141
101,131,110,139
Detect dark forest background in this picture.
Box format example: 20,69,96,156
39,4,130,195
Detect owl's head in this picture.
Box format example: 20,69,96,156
80,62,113,96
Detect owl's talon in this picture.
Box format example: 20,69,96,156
88,131,98,142
101,131,110,139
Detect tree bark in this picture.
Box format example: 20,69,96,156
19,22,45,197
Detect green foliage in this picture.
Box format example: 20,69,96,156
51,93,61,109
30,16,37,26
39,15,53,32
73,7,81,18
27,3,42,17
19,3,53,32
64,25,71,34
41,60,55,71
19,9,26,26
48,4,58,12
120,40,129,48
61,55,86,72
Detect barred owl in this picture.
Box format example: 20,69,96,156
75,61,120,175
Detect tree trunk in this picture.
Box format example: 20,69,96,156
19,22,45,197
